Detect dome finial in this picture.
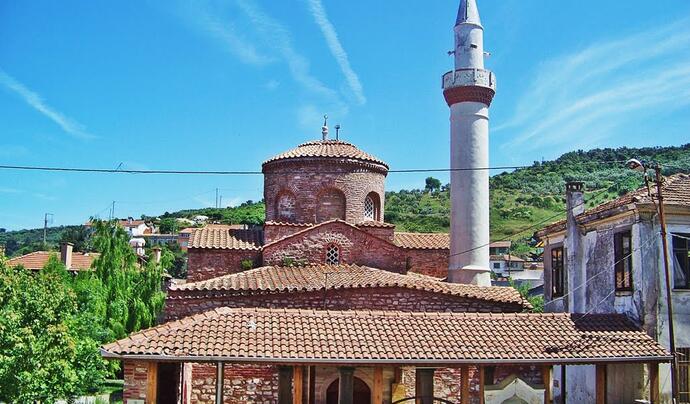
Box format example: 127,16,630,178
322,114,329,140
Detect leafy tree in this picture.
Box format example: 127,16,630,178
60,226,93,252
425,177,442,194
158,217,180,234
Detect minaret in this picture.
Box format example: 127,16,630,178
443,0,496,286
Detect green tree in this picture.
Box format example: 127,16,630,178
158,217,179,234
425,177,442,194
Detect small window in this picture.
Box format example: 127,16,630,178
679,347,690,402
493,262,501,269
551,247,564,297
614,230,633,291
364,196,375,220
673,233,690,290
325,244,340,265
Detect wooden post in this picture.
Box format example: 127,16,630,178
415,368,435,404
308,366,316,404
338,367,355,404
215,362,224,404
461,366,470,404
293,366,303,404
478,366,485,404
649,362,659,404
147,362,158,404
596,364,607,404
542,365,551,404
279,366,294,404
373,367,383,404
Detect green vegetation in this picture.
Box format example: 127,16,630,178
0,220,168,402
158,200,265,226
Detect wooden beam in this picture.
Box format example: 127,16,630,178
373,367,383,404
278,366,294,404
147,362,158,404
293,366,303,404
542,365,551,404
308,366,316,404
649,362,659,404
461,366,470,404
596,364,607,404
478,366,485,404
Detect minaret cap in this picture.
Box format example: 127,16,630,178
456,0,482,26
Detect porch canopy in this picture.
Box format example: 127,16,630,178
102,307,669,365
102,308,670,404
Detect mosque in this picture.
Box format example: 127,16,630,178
102,1,669,403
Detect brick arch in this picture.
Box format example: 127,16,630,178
274,189,298,222
316,187,346,222
363,191,382,222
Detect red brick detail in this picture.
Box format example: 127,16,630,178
263,222,313,244
187,248,261,282
264,161,386,224
404,248,450,278
262,221,406,271
190,363,278,403
164,287,521,321
443,85,495,106
358,226,395,242
123,360,149,402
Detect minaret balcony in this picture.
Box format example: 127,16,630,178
442,68,496,91
442,68,496,106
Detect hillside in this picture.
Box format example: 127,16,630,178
2,144,688,258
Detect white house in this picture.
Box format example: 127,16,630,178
536,174,690,403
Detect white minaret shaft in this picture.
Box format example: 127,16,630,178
443,0,495,286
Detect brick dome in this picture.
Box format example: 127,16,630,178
263,139,388,225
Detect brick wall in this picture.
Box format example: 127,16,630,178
357,225,395,241
262,221,406,272
264,160,386,225
190,363,278,404
263,222,313,244
187,248,261,282
123,360,149,402
165,286,522,320
404,248,450,278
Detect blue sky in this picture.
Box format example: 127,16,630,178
2,0,690,230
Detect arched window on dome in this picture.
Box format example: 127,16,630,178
363,192,381,222
276,191,297,222
316,188,346,222
325,244,340,265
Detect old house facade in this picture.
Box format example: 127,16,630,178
537,174,690,403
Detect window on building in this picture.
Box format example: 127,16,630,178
673,233,690,289
325,244,340,265
551,247,564,297
493,262,501,269
679,347,690,402
363,192,381,222
614,230,633,291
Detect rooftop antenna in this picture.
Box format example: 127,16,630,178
334,124,341,140
321,114,329,140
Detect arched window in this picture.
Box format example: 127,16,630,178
276,191,297,222
316,188,346,222
363,192,380,221
325,244,340,265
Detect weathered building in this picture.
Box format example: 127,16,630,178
537,174,690,403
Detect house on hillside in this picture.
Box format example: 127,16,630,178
489,254,524,276
7,242,98,272
489,240,511,255
536,175,690,403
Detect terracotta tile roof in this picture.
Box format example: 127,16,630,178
490,255,526,262
262,219,398,249
393,232,450,250
188,225,263,250
264,221,314,228
171,264,525,307
356,221,396,228
490,241,512,248
7,251,99,271
537,174,690,237
263,140,389,170
102,308,670,364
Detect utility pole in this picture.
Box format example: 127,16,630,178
219,195,223,208
215,188,219,208
43,213,53,246
109,201,116,220
654,164,678,402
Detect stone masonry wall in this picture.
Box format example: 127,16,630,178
263,223,313,244
190,363,278,404
404,248,450,278
123,360,149,402
187,248,261,282
357,226,395,241
264,160,386,225
262,221,406,272
164,287,522,320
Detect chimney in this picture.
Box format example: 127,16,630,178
153,246,162,264
565,181,585,220
565,181,585,313
60,242,74,270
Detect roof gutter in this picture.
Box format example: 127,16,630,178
100,349,672,365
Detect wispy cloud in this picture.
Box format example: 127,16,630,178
0,187,23,194
0,69,95,140
305,0,366,105
498,17,690,151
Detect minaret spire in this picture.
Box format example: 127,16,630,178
443,0,495,286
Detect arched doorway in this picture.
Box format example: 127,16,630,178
326,376,371,404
